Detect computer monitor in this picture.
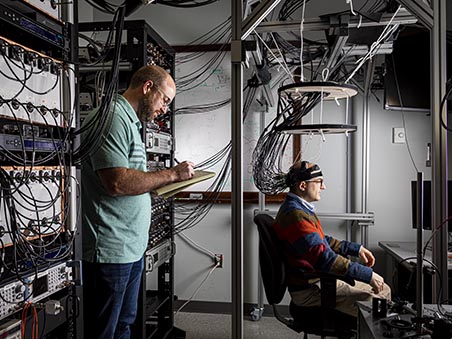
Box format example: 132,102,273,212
411,180,452,231
384,27,452,113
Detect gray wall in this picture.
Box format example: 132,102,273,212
352,95,432,261
78,0,445,307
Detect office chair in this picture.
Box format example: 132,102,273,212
254,213,357,339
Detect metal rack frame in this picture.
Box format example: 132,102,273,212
78,20,181,339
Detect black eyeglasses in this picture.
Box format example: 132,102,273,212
154,84,172,108
306,179,324,185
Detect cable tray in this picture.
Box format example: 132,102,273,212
276,124,357,135
278,81,358,100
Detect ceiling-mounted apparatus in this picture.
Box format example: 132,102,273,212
275,81,358,135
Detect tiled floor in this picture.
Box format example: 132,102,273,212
174,312,338,339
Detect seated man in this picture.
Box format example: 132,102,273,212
273,160,391,317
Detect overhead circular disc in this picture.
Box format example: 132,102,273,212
276,124,357,135
278,81,358,100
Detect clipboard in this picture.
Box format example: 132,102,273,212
154,170,216,199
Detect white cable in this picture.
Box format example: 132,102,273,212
254,32,293,81
299,0,306,82
357,14,363,29
345,5,402,83
346,0,357,16
303,131,313,154
177,231,216,258
361,22,398,64
175,263,220,314
293,148,302,163
269,32,294,82
320,88,324,123
306,135,324,162
321,68,329,81
320,130,326,143
68,174,81,233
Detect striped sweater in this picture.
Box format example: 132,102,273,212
273,193,372,291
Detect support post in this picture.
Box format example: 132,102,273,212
360,59,375,247
431,0,448,304
231,2,243,338
415,172,424,330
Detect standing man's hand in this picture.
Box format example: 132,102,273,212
359,246,375,267
172,161,195,181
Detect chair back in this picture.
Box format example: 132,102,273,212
254,213,287,305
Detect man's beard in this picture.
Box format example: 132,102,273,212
137,95,153,122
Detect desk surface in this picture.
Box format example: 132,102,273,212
379,241,452,269
379,241,425,262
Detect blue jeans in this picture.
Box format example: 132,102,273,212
83,258,144,339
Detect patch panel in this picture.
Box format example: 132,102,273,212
0,36,63,127
149,195,171,248
0,166,64,247
146,42,173,70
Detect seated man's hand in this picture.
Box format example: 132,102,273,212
370,272,385,294
359,246,375,267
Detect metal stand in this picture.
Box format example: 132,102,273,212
250,101,269,322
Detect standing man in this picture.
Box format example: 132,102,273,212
82,65,194,338
273,160,390,317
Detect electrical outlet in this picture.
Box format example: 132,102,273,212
392,127,406,144
214,254,223,268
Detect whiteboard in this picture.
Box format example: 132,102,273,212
174,52,293,192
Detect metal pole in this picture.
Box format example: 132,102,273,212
415,172,424,330
431,0,448,303
346,96,353,242
231,0,243,338
256,101,267,317
360,59,375,247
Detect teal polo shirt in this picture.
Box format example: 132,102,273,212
81,94,151,264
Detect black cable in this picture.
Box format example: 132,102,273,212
173,85,258,233
252,88,324,194
72,5,126,165
439,79,452,132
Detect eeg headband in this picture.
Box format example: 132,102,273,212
285,161,323,187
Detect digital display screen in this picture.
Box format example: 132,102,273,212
33,275,49,297
24,140,58,150
19,18,63,47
